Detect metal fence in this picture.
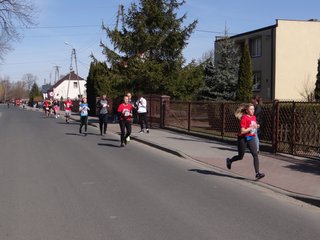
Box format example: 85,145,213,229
147,97,320,159
274,101,320,158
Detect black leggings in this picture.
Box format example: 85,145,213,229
99,113,108,134
230,136,260,173
79,116,88,133
119,120,131,144
138,112,149,130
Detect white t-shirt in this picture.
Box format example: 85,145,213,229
136,97,147,113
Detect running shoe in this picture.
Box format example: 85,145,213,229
226,158,232,170
256,172,265,180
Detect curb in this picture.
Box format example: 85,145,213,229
130,136,187,159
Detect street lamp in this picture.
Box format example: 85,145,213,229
64,42,81,99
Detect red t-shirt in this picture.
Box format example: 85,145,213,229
117,103,133,121
239,114,257,137
64,100,73,111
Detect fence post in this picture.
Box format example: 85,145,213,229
188,102,191,132
159,95,170,128
221,103,226,138
291,102,296,155
148,96,153,128
161,100,166,128
272,100,279,153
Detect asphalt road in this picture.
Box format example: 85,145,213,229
0,105,319,240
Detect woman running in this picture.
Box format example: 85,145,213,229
64,97,73,123
53,99,60,118
96,94,109,136
117,95,133,147
79,98,90,135
226,103,265,180
43,99,50,117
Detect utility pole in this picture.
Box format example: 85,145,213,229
65,42,81,99
54,66,61,83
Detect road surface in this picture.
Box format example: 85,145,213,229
0,105,319,240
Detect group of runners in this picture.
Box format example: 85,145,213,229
43,93,149,148
43,98,72,119
116,93,150,147
41,93,265,180
95,92,149,147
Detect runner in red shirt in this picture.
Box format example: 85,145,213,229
64,97,73,123
226,103,265,180
117,95,133,147
43,99,50,117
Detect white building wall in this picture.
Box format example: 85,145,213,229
275,19,320,100
53,80,86,100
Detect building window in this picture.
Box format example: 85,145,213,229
249,37,262,57
253,71,262,91
73,82,78,88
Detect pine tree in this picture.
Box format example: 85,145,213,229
236,44,253,102
170,60,204,100
86,61,99,115
100,0,197,95
200,31,240,100
315,58,320,101
87,59,126,115
29,82,41,105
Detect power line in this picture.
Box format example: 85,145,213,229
21,24,231,35
24,33,103,38
196,29,238,35
25,24,102,29
196,29,223,34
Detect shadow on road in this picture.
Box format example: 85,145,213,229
291,195,320,208
85,133,101,136
57,122,79,126
98,143,120,148
189,169,248,181
210,146,238,152
40,116,54,119
101,138,119,142
65,132,101,137
65,133,81,136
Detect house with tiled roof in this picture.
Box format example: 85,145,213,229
49,71,86,100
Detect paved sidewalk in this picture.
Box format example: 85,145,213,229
27,107,320,205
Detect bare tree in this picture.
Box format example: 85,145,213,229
0,0,36,59
22,73,38,91
298,77,315,101
0,33,11,58
10,80,28,99
200,49,214,63
0,76,11,101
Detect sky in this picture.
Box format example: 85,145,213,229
1,0,320,85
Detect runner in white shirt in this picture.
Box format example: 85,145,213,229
136,95,149,133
